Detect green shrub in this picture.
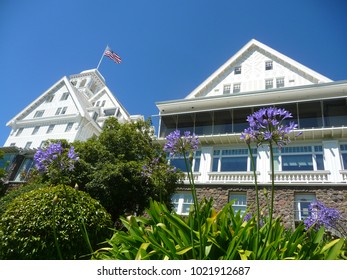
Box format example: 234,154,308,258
0,185,113,259
0,183,45,217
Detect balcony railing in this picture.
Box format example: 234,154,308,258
207,171,259,183
340,170,347,181
270,171,331,183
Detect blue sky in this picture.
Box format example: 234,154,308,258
0,0,346,146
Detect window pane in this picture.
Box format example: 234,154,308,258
282,155,313,171
315,154,324,170
214,110,232,134
194,158,200,172
342,154,347,170
195,112,213,135
294,194,316,220
177,114,194,135
221,157,247,171
160,115,177,138
298,101,323,128
233,108,252,133
229,193,247,214
323,99,347,127
212,158,219,172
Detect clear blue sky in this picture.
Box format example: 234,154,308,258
1,0,346,146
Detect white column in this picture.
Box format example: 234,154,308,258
323,140,343,182
200,146,213,183
257,145,270,183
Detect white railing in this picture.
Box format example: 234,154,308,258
340,170,347,181
270,171,330,183
207,172,259,183
183,172,201,183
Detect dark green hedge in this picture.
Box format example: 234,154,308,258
0,185,113,259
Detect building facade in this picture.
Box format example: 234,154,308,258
1,69,142,184
156,39,347,229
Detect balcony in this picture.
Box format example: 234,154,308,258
207,171,259,184
270,171,331,184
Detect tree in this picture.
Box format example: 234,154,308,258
72,118,183,222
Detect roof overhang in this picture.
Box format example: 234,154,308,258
156,80,347,115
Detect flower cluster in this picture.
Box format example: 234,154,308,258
304,201,341,231
240,107,301,148
34,142,79,174
164,130,199,157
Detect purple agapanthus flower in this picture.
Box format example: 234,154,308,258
240,107,301,148
304,201,341,231
164,130,199,157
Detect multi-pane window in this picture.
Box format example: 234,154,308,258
92,112,98,121
212,148,257,172
61,106,67,114
34,110,44,118
171,192,194,215
265,61,273,70
233,83,241,93
265,79,273,89
276,77,285,88
274,146,324,171
294,193,316,221
15,128,24,136
60,92,69,101
32,126,40,135
223,84,231,94
46,125,55,134
55,107,62,115
341,144,347,169
14,158,34,182
65,122,74,132
234,66,241,75
169,151,201,172
101,100,106,107
229,192,247,214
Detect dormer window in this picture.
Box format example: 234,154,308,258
235,66,242,75
265,61,273,70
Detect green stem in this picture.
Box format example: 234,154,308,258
247,144,260,258
183,152,202,259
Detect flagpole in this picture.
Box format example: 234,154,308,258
96,45,108,70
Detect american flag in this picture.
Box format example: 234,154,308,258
104,47,122,64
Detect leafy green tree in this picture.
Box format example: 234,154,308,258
0,150,7,196
72,118,183,222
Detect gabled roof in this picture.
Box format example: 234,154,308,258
185,39,332,99
6,76,92,127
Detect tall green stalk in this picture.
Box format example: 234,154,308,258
52,196,63,260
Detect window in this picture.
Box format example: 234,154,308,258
265,79,273,89
172,192,194,215
229,192,247,214
24,142,32,149
32,126,40,135
265,61,273,70
10,143,16,146
61,107,67,114
341,144,347,170
15,128,24,136
212,148,257,172
223,84,231,94
233,83,241,93
235,66,241,75
96,101,100,107
65,122,74,132
45,94,54,103
34,110,44,118
274,146,324,171
169,151,201,172
13,158,34,182
46,125,55,134
101,100,106,107
104,108,117,116
276,77,285,88
60,92,69,101
92,112,98,121
294,193,316,221
79,79,87,87
55,107,62,115
71,80,77,86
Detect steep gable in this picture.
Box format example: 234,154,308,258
185,39,332,99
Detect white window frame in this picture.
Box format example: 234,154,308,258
234,66,242,75
60,92,69,101
229,192,247,215
171,191,194,215
265,60,273,70
212,148,256,172
340,144,347,170
32,126,40,135
65,122,74,132
265,79,273,89
294,193,316,221
169,151,201,172
233,83,241,93
15,127,24,136
34,110,44,118
223,84,231,94
276,77,285,88
273,145,324,171
46,124,55,134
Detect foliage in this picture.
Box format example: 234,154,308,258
71,118,183,222
32,140,79,185
0,185,113,259
0,150,7,196
94,199,347,260
0,183,45,217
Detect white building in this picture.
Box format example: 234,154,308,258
4,69,142,149
156,39,347,228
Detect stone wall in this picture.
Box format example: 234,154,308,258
187,184,347,230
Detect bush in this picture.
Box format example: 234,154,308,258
0,183,45,217
0,185,113,259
